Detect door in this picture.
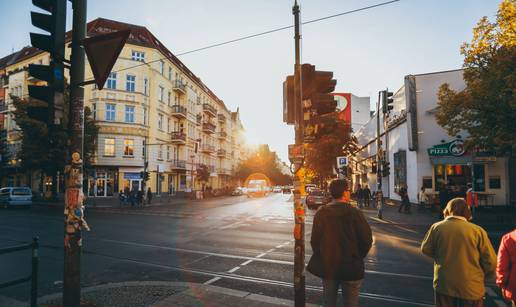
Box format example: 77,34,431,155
96,178,105,196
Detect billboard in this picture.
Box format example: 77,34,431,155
332,93,351,125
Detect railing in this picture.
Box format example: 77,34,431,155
217,113,226,122
173,80,186,93
202,121,216,133
170,131,186,142
202,103,217,116
0,237,39,307
170,105,187,117
170,159,186,169
217,149,226,157
196,114,202,125
200,144,215,152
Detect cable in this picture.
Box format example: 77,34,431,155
84,0,400,82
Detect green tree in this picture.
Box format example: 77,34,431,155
435,0,516,155
196,164,211,188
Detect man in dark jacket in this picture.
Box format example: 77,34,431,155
307,179,373,307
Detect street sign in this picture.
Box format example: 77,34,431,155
288,144,304,164
336,156,348,168
82,29,130,90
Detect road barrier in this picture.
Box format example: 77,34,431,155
0,237,39,307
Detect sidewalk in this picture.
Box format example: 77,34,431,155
34,281,317,307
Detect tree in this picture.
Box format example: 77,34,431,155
235,144,291,186
304,120,353,185
435,0,516,155
196,164,211,189
11,94,98,196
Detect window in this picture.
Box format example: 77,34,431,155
92,103,97,120
142,140,146,158
143,77,148,95
159,85,164,102
167,91,171,105
168,67,172,80
123,139,134,156
166,146,170,161
143,108,147,125
159,60,164,75
393,150,407,194
158,114,163,130
158,145,163,160
125,105,135,123
167,118,170,133
131,51,145,62
104,138,115,156
422,177,432,189
489,176,501,189
106,72,117,89
105,104,116,121
126,75,136,92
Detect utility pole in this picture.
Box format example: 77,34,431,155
292,1,305,306
376,91,383,219
63,0,87,306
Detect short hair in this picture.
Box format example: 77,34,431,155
329,179,350,199
443,198,472,220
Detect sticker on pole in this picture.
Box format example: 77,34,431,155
336,156,348,168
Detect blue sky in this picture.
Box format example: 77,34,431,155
0,0,500,162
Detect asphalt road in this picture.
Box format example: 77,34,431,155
0,193,510,306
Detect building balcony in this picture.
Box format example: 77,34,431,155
170,131,186,144
173,80,186,94
216,149,226,157
200,144,215,153
170,104,187,119
196,114,202,126
170,159,187,170
217,130,227,139
202,103,217,117
202,121,216,134
217,113,226,122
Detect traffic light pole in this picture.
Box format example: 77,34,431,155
292,1,306,306
376,91,383,219
63,0,87,306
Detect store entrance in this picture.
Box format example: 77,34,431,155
434,164,473,197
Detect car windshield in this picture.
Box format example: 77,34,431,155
12,188,31,196
0,188,9,196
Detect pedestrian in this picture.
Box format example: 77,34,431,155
129,188,136,207
307,179,373,307
421,198,497,307
356,184,363,209
398,184,410,213
418,186,428,211
137,189,144,207
118,190,125,207
496,229,516,307
438,183,451,219
466,183,478,219
147,187,152,204
363,185,371,208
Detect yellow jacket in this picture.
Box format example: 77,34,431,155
421,216,497,300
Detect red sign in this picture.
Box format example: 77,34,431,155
333,93,351,124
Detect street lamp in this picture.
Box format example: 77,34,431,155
9,158,22,187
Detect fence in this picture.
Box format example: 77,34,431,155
0,237,39,307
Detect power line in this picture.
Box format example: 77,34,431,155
85,0,400,81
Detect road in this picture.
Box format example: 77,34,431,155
0,193,509,306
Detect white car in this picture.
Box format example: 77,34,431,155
273,186,282,193
0,187,33,208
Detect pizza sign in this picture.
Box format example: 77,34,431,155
428,139,465,157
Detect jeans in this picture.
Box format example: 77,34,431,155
322,279,362,307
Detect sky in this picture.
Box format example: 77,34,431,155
0,0,500,163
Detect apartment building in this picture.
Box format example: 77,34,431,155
0,18,246,198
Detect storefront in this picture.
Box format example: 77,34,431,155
87,168,117,197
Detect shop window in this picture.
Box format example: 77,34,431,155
422,177,432,189
489,176,501,189
393,150,407,193
473,164,486,192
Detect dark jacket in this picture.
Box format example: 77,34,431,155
307,202,373,281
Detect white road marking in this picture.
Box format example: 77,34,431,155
256,253,267,258
494,299,509,307
240,259,253,266
228,266,240,273
267,248,275,253
486,286,497,297
204,277,221,285
276,245,284,248
369,216,390,224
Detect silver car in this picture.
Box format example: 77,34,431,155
0,187,33,208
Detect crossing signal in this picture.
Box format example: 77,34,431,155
28,0,66,126
382,90,394,114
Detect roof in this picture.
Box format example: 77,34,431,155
0,17,228,108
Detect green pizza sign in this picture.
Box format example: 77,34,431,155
427,139,465,157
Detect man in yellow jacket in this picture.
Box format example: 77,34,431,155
421,198,497,307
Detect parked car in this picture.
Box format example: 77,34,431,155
273,186,282,193
306,189,330,210
282,186,292,194
231,187,244,196
0,187,33,208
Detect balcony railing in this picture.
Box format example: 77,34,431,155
218,131,227,139
170,159,187,169
202,103,217,116
202,121,216,134
200,144,215,153
173,80,186,94
170,105,187,118
170,131,186,143
216,149,226,157
196,114,202,125
217,113,226,122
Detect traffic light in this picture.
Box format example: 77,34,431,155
382,90,394,114
28,0,66,126
371,161,377,174
382,161,390,177
140,171,150,182
300,64,337,142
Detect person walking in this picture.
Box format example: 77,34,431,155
356,184,363,209
363,185,372,208
398,184,410,213
418,186,428,211
497,229,516,307
136,189,144,207
421,198,497,307
147,187,153,204
307,179,373,307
